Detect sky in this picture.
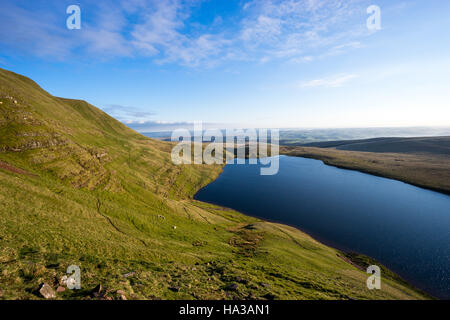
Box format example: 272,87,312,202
0,0,449,132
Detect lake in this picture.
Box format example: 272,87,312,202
195,155,450,299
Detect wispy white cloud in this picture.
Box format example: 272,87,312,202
125,120,195,132
129,0,235,67
299,74,359,88
124,120,228,132
80,3,133,57
240,0,370,63
241,15,283,44
101,104,155,122
0,0,372,66
0,2,74,59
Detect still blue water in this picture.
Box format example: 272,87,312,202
195,156,450,299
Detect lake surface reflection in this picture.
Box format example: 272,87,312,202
195,156,450,299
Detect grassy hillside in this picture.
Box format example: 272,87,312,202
0,68,428,300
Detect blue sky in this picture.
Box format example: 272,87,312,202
0,0,449,131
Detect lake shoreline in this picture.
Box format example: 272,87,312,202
292,153,450,196
194,157,438,299
194,196,434,300
280,147,450,196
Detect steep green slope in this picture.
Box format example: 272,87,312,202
0,68,428,300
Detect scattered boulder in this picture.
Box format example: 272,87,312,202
39,283,56,299
120,294,127,300
56,286,66,293
173,226,177,230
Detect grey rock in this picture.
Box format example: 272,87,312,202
39,283,56,299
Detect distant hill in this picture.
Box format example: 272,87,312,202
0,68,428,300
277,127,450,145
302,136,450,156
